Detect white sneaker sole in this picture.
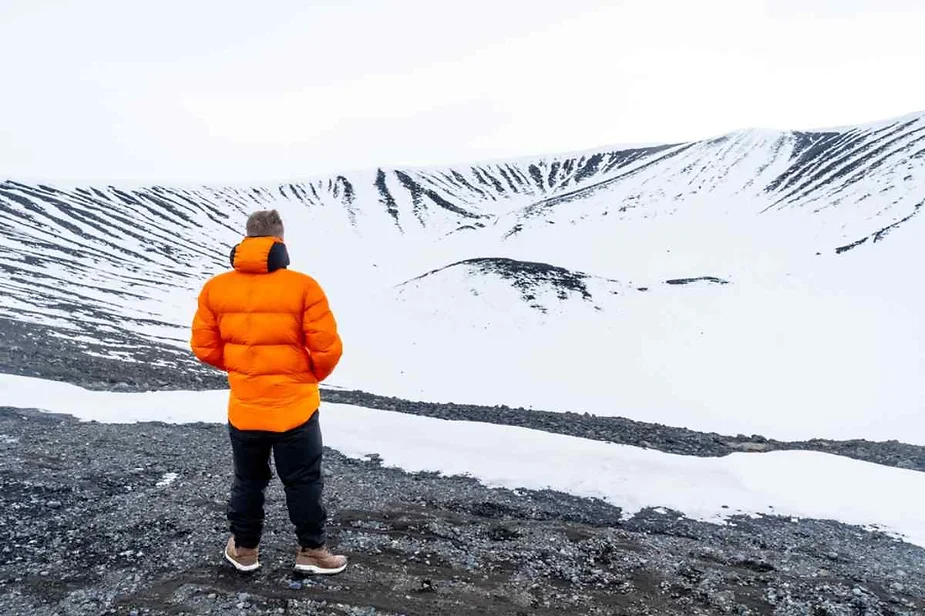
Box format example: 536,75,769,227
224,549,260,572
293,562,347,575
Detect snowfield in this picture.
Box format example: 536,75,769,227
1,109,924,441
3,373,925,550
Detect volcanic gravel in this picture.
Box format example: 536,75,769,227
1,407,924,616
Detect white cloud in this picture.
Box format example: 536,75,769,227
1,0,923,182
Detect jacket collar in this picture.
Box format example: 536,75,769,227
229,236,290,274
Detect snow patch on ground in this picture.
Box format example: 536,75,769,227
3,373,925,549
155,472,179,488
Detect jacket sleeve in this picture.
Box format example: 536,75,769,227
303,277,343,382
190,283,225,371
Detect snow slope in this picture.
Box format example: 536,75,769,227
1,110,924,440
2,373,924,550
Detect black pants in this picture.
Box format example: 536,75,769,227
227,411,326,549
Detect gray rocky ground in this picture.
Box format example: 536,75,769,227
2,317,925,614
1,407,924,616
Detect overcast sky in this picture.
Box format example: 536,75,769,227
1,0,923,183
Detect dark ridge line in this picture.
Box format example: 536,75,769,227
1,246,186,290
574,153,605,183
791,123,925,200
425,172,457,197
221,187,248,209
395,256,587,286
2,267,149,304
835,237,869,254
108,187,146,208
497,166,520,194
28,189,131,246
247,187,266,205
208,186,251,212
281,183,305,205
665,277,730,286
162,187,234,226
308,183,321,203
789,130,840,160
547,161,560,187
132,188,217,239
470,167,497,197
503,223,524,239
335,176,358,228
393,171,484,220
770,121,922,206
439,171,464,192
56,185,117,213
478,166,507,195
517,143,696,220
442,170,472,195
835,201,923,254
874,203,923,242
1,223,107,263
30,192,172,267
394,258,624,305
527,163,548,193
721,134,780,185
297,183,314,203
374,169,402,229
0,188,89,239
742,135,790,191
601,145,675,174
450,170,487,199
770,139,924,214
505,163,528,189
68,189,219,263
394,170,427,226
697,133,752,185
765,130,864,195
2,187,226,276
444,224,478,237
830,134,925,196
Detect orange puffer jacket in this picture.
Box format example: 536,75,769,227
190,236,343,432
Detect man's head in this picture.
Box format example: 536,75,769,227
246,209,285,239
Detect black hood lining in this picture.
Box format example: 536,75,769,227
229,241,291,273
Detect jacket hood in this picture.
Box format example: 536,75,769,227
229,236,290,274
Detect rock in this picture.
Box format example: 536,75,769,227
731,442,771,452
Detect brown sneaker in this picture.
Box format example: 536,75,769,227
294,545,347,575
224,536,260,572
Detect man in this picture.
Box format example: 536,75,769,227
190,209,346,575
